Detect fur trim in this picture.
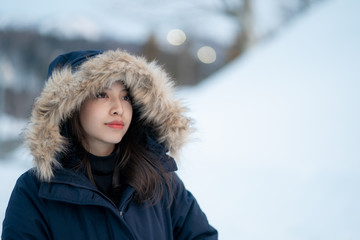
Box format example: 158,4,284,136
24,49,192,181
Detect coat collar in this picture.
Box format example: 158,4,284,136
38,168,136,211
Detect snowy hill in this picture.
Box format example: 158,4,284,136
177,0,360,239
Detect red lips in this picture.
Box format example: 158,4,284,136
105,121,124,129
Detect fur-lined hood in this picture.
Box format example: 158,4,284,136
24,49,192,182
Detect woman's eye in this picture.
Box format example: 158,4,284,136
122,95,131,102
96,92,108,98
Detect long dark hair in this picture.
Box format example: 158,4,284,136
68,106,173,205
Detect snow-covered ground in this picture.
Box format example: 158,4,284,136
1,0,360,238
176,0,360,239
0,114,27,141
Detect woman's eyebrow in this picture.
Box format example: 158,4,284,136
103,87,128,92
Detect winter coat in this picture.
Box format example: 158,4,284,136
2,49,218,240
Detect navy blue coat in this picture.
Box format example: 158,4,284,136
2,168,217,239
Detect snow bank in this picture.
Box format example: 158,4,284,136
0,114,27,141
177,0,360,239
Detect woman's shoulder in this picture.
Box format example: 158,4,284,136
13,168,42,192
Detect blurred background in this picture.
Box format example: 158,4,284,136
1,0,360,239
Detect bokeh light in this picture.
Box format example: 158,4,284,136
197,46,216,64
166,29,186,46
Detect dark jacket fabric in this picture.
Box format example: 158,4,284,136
1,49,218,239
2,168,217,239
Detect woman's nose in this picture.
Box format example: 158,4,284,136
111,99,123,115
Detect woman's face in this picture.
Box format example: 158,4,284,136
79,81,133,156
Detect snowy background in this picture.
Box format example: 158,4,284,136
177,0,360,239
1,0,360,239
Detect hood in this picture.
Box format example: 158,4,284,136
24,49,192,181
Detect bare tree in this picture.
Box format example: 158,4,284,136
219,0,254,61
221,0,325,61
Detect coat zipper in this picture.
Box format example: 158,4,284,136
93,189,137,239
49,176,137,239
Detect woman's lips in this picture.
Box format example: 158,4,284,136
105,121,124,129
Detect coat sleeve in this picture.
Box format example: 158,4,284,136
170,174,218,240
2,171,52,240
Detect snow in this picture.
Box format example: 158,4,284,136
1,0,360,238
0,114,27,140
176,0,360,239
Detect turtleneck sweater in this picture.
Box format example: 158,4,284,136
87,150,121,206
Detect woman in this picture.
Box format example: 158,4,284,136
2,49,218,239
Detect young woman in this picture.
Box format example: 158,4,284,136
2,49,218,239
